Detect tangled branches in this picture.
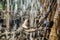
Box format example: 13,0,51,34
0,0,58,40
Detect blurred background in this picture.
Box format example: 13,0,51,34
0,0,60,40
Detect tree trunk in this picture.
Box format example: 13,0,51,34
49,0,59,40
6,0,10,31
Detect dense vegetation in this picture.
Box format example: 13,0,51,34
0,0,60,40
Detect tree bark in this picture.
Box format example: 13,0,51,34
49,0,59,40
6,0,10,31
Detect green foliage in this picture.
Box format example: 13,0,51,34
0,3,3,9
0,0,7,10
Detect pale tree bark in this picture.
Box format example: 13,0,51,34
6,0,10,31
56,0,60,39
